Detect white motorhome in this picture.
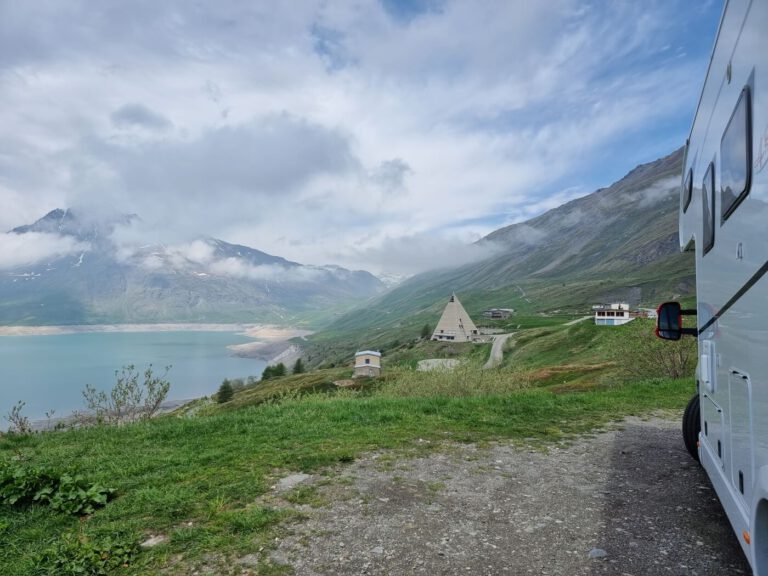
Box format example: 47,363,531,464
656,1,767,573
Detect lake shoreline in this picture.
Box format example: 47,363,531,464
1,325,312,427
0,323,271,336
0,323,313,363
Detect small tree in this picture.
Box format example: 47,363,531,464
421,324,432,339
5,401,32,435
82,364,171,425
217,379,234,403
262,362,287,381
292,358,305,374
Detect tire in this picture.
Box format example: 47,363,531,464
682,394,701,462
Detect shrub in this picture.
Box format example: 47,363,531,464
608,319,696,380
35,532,139,576
5,400,31,434
0,461,114,516
82,364,171,425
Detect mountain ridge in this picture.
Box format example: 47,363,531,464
307,147,694,353
1,210,383,326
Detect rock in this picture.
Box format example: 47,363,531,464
238,554,260,566
275,473,313,492
372,546,384,555
589,548,608,559
141,534,168,548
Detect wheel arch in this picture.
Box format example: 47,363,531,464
754,466,768,575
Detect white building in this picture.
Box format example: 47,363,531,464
594,303,634,326
482,308,514,319
353,350,381,378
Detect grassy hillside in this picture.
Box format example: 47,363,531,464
302,148,694,365
1,378,692,575
0,313,698,575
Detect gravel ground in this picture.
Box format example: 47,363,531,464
266,416,751,575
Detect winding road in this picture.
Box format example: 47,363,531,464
482,332,515,369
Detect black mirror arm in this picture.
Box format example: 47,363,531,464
680,309,698,336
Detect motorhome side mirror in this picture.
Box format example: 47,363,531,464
656,301,698,340
656,302,682,340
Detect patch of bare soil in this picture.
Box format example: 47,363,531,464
267,417,750,575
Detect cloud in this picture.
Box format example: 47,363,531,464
0,232,89,270
0,1,720,274
636,176,679,207
347,233,505,276
111,233,327,283
209,259,324,282
118,238,326,283
67,114,359,239
370,158,412,193
111,103,173,131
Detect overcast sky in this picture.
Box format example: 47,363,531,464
0,0,722,275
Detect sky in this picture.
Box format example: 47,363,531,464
0,0,723,276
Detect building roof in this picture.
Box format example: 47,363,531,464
355,350,381,357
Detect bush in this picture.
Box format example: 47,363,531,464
608,319,696,380
35,532,139,576
5,400,31,434
217,380,234,403
0,461,114,516
82,364,171,425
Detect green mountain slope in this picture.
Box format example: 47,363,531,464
308,148,694,361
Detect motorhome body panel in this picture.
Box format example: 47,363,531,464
680,0,767,570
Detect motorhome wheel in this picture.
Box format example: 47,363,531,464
682,394,701,462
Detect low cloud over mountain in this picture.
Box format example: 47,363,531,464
0,210,383,325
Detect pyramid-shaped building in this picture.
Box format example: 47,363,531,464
431,293,479,342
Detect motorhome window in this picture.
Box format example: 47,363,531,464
682,168,693,212
720,87,752,222
702,162,715,255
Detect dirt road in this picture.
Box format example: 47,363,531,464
483,333,514,369
267,416,750,575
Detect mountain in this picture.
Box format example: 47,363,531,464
313,148,694,345
1,210,384,325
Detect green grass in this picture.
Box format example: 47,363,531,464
217,368,352,409
1,372,693,575
0,314,690,574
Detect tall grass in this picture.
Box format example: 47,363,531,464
0,374,693,575
374,364,533,398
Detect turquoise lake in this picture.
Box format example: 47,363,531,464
0,331,266,425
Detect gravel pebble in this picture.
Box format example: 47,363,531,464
270,416,751,575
